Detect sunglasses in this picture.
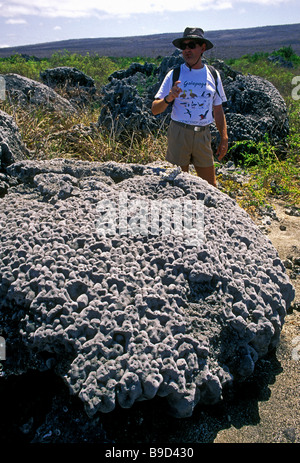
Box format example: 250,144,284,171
180,41,198,50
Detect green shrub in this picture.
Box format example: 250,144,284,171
0,52,162,89
272,46,300,65
0,54,49,80
48,51,119,87
225,47,300,99
0,52,120,88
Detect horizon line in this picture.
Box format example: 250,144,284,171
1,22,299,51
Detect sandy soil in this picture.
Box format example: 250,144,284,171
214,199,300,443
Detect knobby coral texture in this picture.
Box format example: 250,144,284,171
0,160,295,418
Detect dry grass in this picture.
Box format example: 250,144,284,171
1,100,168,165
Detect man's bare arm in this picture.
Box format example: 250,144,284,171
213,104,228,161
151,80,182,115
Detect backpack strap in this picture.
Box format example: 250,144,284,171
168,65,181,106
172,65,181,87
206,64,221,98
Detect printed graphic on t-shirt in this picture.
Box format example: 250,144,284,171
175,75,214,124
155,64,227,126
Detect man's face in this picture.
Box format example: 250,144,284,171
181,40,206,68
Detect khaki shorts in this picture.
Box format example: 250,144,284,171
166,120,214,168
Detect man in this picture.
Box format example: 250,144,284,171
151,27,228,187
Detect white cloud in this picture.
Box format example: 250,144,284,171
0,0,293,19
5,18,27,24
53,25,61,30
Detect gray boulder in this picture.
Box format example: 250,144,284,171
40,67,96,91
1,73,76,113
0,110,29,170
0,159,294,418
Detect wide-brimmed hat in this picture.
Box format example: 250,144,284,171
172,27,214,50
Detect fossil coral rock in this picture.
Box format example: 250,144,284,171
220,72,289,144
0,159,294,418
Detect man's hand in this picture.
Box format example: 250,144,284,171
151,81,182,115
168,80,182,101
213,104,228,161
216,137,228,161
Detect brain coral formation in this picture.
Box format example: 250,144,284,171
0,159,295,418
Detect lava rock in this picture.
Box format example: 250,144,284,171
97,78,158,137
97,54,183,137
268,55,294,68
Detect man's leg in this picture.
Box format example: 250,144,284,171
194,165,217,187
180,165,189,173
166,122,192,169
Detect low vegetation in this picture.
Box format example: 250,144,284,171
0,47,299,216
221,46,300,212
0,51,160,87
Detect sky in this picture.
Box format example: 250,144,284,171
0,0,299,48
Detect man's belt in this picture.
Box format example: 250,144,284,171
172,120,207,132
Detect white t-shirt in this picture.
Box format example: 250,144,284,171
155,63,227,126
